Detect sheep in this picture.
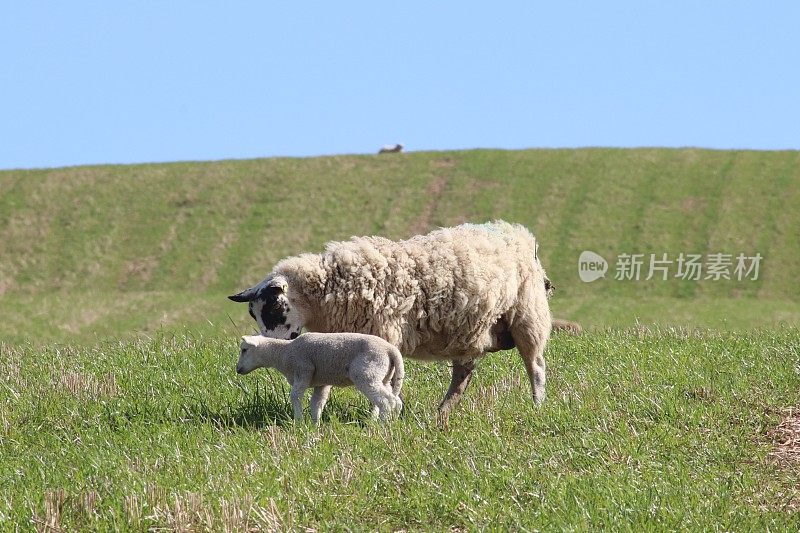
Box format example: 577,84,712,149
551,319,582,335
229,220,552,417
378,143,404,154
236,332,404,423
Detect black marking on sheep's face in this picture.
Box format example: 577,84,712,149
290,331,299,340
260,298,288,331
230,275,304,339
249,293,303,339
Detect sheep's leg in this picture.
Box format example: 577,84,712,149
512,317,550,406
438,360,476,416
289,382,309,422
521,345,546,406
309,385,332,425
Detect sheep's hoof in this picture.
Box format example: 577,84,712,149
533,391,546,407
436,409,451,431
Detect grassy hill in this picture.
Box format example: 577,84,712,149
1,148,799,343
2,149,799,528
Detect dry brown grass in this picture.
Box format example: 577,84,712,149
30,489,103,531
52,371,117,399
768,408,800,465
145,491,284,532
767,408,800,511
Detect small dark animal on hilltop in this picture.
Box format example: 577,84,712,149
378,143,404,154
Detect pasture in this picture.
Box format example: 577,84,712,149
1,329,798,530
1,148,799,529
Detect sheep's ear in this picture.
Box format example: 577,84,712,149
229,286,259,302
229,276,287,302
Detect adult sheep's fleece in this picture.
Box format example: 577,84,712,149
229,221,552,413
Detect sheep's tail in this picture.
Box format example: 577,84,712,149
388,346,405,397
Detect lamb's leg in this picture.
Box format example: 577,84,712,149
380,384,402,414
392,385,404,414
359,383,396,422
289,382,309,422
438,360,476,416
309,385,332,425
383,368,403,413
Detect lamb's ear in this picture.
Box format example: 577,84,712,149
228,286,260,302
241,335,258,347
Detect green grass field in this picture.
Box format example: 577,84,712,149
1,148,799,529
1,329,798,530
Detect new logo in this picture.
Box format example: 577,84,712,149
578,250,608,282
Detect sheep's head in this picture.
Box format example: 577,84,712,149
228,274,303,339
236,335,260,375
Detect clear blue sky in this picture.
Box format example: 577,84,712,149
1,2,798,170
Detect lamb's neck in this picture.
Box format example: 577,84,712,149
255,339,292,370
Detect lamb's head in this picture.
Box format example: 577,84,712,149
228,274,303,339
236,335,262,375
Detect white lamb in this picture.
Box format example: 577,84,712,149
229,221,552,417
236,332,404,423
